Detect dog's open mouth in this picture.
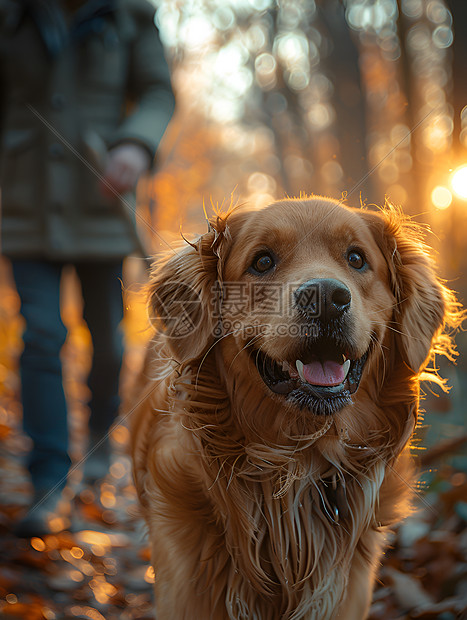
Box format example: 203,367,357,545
253,339,368,416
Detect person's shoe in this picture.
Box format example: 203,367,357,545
13,487,71,538
82,434,112,485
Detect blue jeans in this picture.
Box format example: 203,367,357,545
12,260,124,491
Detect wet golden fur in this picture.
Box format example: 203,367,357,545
131,197,462,619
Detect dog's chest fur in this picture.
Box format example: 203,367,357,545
143,377,386,620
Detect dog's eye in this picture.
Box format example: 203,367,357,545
347,250,365,270
249,252,275,275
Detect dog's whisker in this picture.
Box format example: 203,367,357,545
371,296,411,314
226,332,266,375
193,328,240,388
195,324,270,387
371,320,428,343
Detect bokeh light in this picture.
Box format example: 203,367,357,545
431,185,452,209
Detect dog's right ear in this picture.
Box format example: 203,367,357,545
147,220,231,364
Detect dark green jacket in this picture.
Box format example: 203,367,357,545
0,0,174,260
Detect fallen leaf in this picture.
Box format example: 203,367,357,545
384,567,434,611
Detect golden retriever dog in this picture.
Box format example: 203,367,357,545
131,197,461,620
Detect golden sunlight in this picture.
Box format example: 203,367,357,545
451,165,467,199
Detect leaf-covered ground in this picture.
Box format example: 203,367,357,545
0,259,466,620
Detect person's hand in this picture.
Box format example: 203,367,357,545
100,143,151,198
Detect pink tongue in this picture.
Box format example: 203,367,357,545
302,360,345,386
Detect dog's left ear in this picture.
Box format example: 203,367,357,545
147,216,232,364
361,205,461,372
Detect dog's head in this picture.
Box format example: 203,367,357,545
149,197,461,438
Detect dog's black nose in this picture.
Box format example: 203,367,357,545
294,278,351,321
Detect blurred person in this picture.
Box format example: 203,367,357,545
0,0,174,536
